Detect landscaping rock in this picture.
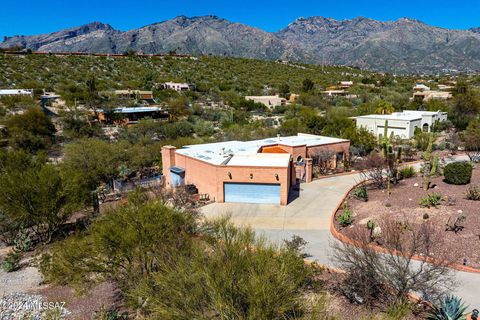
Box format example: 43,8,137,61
372,226,382,238
414,183,419,187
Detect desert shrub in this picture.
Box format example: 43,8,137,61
465,184,480,201
384,301,412,320
353,186,368,201
40,193,321,318
443,162,472,185
399,166,416,179
419,193,443,208
337,207,353,227
2,252,21,272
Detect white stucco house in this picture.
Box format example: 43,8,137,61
352,110,448,139
160,82,195,92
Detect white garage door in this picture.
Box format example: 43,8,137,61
224,183,281,205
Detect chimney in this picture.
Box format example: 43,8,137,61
277,134,281,142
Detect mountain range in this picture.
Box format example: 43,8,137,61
2,15,480,74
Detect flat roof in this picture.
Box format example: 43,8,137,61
175,133,348,167
0,89,33,95
354,113,422,121
114,90,152,95
401,110,447,116
115,106,163,113
95,106,164,114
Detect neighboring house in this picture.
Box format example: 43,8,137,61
96,106,169,125
412,90,452,102
0,89,33,97
244,95,287,109
162,133,350,206
401,110,448,132
437,84,454,91
353,110,448,139
113,90,154,100
339,81,353,89
160,82,195,92
40,92,61,105
413,83,430,92
321,90,358,99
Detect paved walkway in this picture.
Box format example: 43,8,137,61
201,155,479,307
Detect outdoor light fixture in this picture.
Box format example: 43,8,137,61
275,174,279,181
250,173,253,179
472,309,479,320
227,172,232,179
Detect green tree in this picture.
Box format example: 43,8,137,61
0,151,77,243
461,119,480,162
61,138,125,203
374,100,395,115
168,96,190,121
5,108,56,153
59,109,102,141
278,83,290,98
302,78,315,92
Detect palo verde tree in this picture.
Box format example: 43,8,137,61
5,107,56,153
40,193,323,319
0,150,79,244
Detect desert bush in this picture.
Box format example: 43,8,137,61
355,152,387,189
384,301,413,320
399,166,416,179
353,186,368,201
443,162,473,185
2,252,21,272
465,184,480,201
419,193,443,208
333,219,456,306
337,207,353,227
40,193,322,319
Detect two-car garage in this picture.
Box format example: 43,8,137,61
224,183,281,205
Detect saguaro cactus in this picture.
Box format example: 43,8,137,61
423,134,434,191
380,120,402,198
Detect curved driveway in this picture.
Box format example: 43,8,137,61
201,155,478,307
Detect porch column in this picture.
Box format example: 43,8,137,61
305,158,313,183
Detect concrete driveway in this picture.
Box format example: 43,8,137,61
200,155,479,307
201,172,362,265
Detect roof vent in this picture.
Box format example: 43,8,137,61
277,134,281,141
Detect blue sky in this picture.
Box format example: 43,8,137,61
2,0,480,37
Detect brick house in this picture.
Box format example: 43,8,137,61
162,133,350,205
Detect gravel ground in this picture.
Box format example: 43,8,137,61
0,292,70,319
337,166,480,268
0,266,43,296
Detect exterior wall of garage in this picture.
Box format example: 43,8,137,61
216,165,290,205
